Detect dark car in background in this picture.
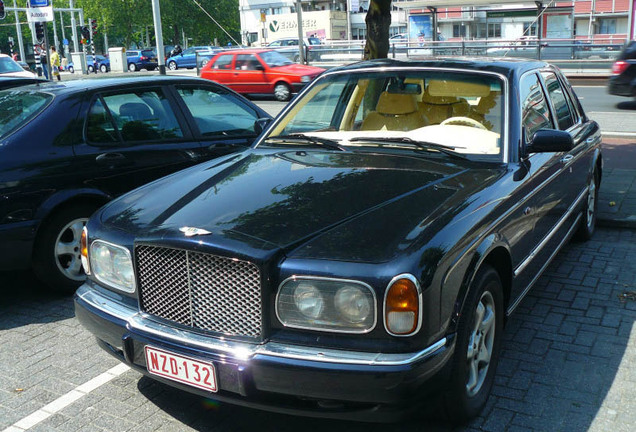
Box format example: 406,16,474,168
167,46,221,70
126,49,158,71
76,58,601,423
608,40,636,98
0,76,271,293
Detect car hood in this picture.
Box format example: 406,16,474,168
273,63,324,75
99,149,502,261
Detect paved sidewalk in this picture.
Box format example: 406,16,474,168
598,137,636,228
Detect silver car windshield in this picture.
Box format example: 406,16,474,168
262,69,505,160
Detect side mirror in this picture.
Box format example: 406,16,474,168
254,117,272,134
254,64,265,71
526,129,574,154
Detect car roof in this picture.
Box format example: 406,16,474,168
214,48,272,55
325,57,550,79
6,75,224,95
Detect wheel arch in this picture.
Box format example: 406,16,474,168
449,235,513,332
33,189,111,242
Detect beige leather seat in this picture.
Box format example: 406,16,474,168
418,88,471,125
361,92,429,131
468,91,500,131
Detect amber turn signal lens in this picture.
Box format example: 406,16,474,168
385,277,419,335
80,227,90,275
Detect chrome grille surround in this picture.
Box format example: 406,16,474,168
136,245,262,338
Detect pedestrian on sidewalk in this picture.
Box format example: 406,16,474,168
50,47,61,81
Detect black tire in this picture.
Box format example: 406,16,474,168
128,63,137,72
100,64,108,73
274,82,291,102
32,203,98,295
574,169,600,241
87,65,94,73
444,265,504,424
168,61,178,70
68,66,74,74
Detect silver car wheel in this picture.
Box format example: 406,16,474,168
466,290,496,397
168,61,178,70
274,83,291,101
586,177,596,230
54,217,88,281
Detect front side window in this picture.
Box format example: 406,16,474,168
520,73,553,142
541,72,574,130
176,86,259,137
86,90,183,143
260,51,294,67
262,70,505,161
212,54,233,70
235,54,261,71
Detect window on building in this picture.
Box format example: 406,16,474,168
598,19,616,34
488,23,501,38
523,22,537,36
453,24,466,38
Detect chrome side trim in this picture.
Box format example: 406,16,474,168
514,186,587,277
76,286,448,367
508,212,582,315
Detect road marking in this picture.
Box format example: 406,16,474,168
2,364,130,432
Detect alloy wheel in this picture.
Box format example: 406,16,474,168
466,290,496,397
54,217,89,282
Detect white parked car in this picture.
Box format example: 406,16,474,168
0,54,36,78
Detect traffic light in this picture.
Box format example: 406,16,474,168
0,1,5,21
35,22,45,44
81,26,90,42
90,19,97,35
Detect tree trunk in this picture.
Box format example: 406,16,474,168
364,0,392,60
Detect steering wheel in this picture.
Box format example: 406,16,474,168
440,116,487,130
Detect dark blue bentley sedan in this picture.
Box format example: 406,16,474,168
75,58,602,423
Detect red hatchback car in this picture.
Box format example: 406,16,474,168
200,49,324,101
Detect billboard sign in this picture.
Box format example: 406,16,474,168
408,15,432,45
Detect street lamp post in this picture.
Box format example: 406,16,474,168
296,0,304,63
151,0,165,75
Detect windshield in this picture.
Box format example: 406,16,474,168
0,57,26,74
0,90,53,139
261,69,505,160
141,50,156,57
260,51,294,67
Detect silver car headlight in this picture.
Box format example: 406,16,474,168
300,75,311,83
276,277,376,333
90,240,136,293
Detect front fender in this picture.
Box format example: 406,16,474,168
34,188,111,224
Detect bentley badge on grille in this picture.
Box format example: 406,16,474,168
179,227,212,237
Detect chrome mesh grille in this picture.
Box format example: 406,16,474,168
137,245,262,338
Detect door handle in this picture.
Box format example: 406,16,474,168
96,152,126,166
586,137,595,144
560,154,574,164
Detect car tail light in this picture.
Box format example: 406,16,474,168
384,275,421,336
140,56,148,61
612,61,629,75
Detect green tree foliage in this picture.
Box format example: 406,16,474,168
68,0,240,50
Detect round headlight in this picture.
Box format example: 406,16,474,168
293,282,324,319
113,253,134,286
334,286,372,323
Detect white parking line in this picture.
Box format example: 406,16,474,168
2,364,130,432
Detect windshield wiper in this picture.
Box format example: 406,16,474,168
348,136,468,160
265,133,346,151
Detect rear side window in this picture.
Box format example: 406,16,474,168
520,73,553,142
0,90,53,139
141,50,156,58
619,41,636,60
86,90,183,143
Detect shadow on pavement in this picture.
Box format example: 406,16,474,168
616,101,636,110
0,270,76,330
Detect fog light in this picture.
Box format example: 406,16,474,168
384,275,421,336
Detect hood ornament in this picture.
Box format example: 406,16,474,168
179,227,212,237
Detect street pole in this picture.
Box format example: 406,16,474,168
296,0,304,63
346,0,351,41
44,25,51,80
52,12,59,51
70,0,79,52
13,0,26,62
151,0,166,75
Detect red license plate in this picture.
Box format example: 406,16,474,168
144,346,217,392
